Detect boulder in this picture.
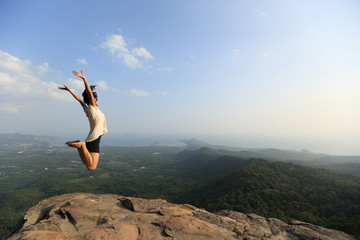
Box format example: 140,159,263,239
8,193,356,240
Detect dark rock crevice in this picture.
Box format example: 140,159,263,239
63,210,77,228
120,198,135,211
35,206,53,224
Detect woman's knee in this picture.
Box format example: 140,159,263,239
87,165,97,171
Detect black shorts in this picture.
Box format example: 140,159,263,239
86,136,102,153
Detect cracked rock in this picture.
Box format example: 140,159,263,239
8,193,357,240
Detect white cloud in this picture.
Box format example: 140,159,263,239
0,50,31,74
0,50,73,114
96,81,119,92
0,50,118,115
66,78,116,93
132,47,153,60
0,51,60,98
76,58,88,65
158,67,172,72
0,104,22,113
123,53,140,69
101,34,129,55
36,62,50,76
95,80,110,91
67,78,84,90
0,72,12,88
100,34,153,69
156,91,168,96
254,9,266,17
0,71,65,100
128,88,151,96
0,71,44,94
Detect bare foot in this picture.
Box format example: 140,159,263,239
66,140,83,148
66,140,80,145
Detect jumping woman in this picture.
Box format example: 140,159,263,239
58,70,108,171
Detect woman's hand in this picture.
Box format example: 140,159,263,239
73,69,95,106
72,70,85,79
58,85,70,91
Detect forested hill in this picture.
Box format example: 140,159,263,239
176,145,360,177
171,148,249,182
1,143,360,238
186,158,360,235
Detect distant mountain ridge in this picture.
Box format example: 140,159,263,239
2,133,359,161
179,139,360,177
180,138,360,162
0,133,55,150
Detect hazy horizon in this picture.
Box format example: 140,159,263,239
1,1,359,155
2,131,358,156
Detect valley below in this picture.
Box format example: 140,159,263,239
0,134,359,238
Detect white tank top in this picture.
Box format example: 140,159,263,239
83,105,108,142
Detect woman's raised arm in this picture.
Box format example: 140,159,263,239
58,85,86,108
72,70,96,107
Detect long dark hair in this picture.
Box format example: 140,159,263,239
82,85,98,105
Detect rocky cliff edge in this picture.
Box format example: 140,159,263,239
8,193,356,240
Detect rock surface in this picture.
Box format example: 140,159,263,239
9,193,356,240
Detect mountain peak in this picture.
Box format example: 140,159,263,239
9,193,356,240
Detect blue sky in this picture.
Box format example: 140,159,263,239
0,0,359,154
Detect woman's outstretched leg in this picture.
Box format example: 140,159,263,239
66,141,99,171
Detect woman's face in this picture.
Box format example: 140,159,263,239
95,98,99,106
